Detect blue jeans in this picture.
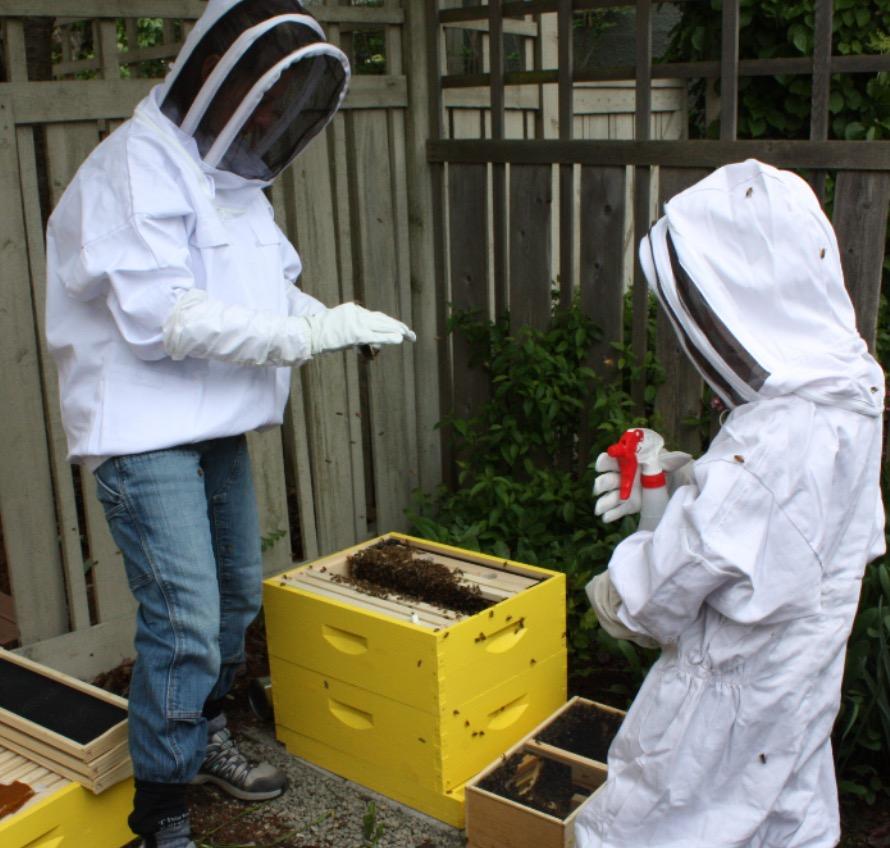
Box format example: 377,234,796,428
94,435,262,784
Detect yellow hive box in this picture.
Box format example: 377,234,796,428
0,744,133,848
264,533,567,826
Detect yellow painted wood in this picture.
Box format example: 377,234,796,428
277,725,467,827
439,651,566,792
265,533,568,825
437,570,566,711
264,577,440,713
264,533,567,712
0,772,133,848
270,658,442,793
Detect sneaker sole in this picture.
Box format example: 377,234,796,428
191,773,285,801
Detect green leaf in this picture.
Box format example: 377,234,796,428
829,90,844,114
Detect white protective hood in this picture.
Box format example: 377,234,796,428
157,0,350,181
640,159,884,417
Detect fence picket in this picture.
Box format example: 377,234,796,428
509,164,553,331
290,129,367,553
578,166,627,465
448,163,491,422
348,109,419,533
0,95,68,643
832,171,890,353
654,168,709,454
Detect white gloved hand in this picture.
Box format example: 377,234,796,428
593,430,693,524
586,571,659,649
302,303,415,356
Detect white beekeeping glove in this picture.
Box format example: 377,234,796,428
164,289,312,365
302,302,415,355
163,293,415,366
586,571,659,649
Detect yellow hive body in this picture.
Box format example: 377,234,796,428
0,744,133,848
264,533,568,826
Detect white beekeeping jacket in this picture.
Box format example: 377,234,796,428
575,160,885,848
46,0,349,467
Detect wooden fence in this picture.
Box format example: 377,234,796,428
1,0,888,679
427,0,890,461
0,0,442,677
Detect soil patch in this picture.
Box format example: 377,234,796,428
336,539,494,615
536,701,624,763
477,752,579,820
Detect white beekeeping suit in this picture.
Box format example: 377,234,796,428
46,0,412,469
575,160,885,848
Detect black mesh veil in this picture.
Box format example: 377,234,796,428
160,0,349,180
161,0,308,125
200,43,348,180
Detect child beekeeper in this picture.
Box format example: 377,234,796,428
576,159,885,848
44,2,414,847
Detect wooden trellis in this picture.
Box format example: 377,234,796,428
427,0,890,458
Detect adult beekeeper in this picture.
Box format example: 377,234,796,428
576,160,885,848
44,3,414,847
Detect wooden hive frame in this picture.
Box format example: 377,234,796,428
0,650,130,793
278,534,542,628
465,696,626,848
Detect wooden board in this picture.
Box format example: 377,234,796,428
509,164,553,332
287,127,366,554
0,732,132,794
0,94,69,645
832,170,890,353
427,139,890,172
246,429,293,577
578,165,627,465
0,724,128,781
448,162,491,424
403,0,445,494
347,109,419,534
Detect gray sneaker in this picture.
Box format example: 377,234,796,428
191,715,287,801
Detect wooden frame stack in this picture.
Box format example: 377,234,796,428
0,650,130,793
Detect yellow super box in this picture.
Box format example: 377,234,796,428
263,533,567,826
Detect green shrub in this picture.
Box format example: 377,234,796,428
409,301,662,698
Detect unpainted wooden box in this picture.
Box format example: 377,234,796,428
263,533,568,826
0,649,131,793
465,696,626,848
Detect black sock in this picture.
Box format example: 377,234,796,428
202,697,224,721
129,779,189,837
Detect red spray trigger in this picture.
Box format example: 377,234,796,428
606,429,644,500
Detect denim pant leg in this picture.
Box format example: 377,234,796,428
95,446,224,784
200,436,263,704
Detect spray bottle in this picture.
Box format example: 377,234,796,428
606,428,669,531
